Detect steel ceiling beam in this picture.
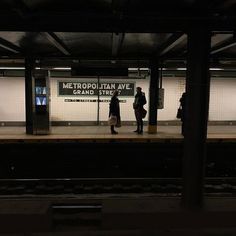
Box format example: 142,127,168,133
0,37,21,53
157,33,187,56
41,32,70,56
111,33,125,57
211,37,236,54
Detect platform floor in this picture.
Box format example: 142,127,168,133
0,125,236,143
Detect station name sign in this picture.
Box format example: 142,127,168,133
58,81,135,96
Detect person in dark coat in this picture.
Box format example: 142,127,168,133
179,92,186,136
109,90,120,134
133,87,147,134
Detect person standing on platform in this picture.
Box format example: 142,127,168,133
179,92,186,136
133,87,147,134
109,90,120,134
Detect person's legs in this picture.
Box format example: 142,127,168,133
181,121,184,136
111,125,118,134
134,110,140,132
134,123,140,132
139,119,143,134
136,110,143,134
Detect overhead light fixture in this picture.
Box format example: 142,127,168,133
0,67,71,70
51,67,71,71
209,68,223,71
0,66,225,71
0,67,25,70
128,68,149,71
176,68,223,71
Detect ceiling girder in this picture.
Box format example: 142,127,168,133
111,33,125,57
0,37,21,53
156,33,187,57
41,32,70,56
211,37,236,54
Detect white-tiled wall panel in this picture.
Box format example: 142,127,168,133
0,77,25,121
209,78,236,120
1,76,236,122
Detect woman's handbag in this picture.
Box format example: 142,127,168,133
176,106,183,119
115,118,121,128
108,115,117,125
141,108,147,118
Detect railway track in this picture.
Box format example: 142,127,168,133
0,178,236,196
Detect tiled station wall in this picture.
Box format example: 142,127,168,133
0,76,236,122
0,77,26,122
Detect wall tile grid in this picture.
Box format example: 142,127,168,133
1,76,236,122
0,77,25,121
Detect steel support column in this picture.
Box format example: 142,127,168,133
148,60,159,134
181,27,211,208
25,58,34,134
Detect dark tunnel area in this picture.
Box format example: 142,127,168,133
1,142,236,179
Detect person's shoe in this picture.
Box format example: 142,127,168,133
111,131,118,134
138,130,143,134
133,130,139,132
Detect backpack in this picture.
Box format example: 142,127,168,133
142,92,147,105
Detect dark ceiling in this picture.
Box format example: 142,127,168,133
0,0,236,68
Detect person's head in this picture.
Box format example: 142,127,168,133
136,87,142,93
112,90,119,97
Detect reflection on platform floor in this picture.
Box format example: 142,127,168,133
0,125,236,140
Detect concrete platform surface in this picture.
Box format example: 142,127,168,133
1,197,236,234
0,200,51,233
0,126,236,143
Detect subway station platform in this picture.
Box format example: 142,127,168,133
4,125,236,179
0,125,236,143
